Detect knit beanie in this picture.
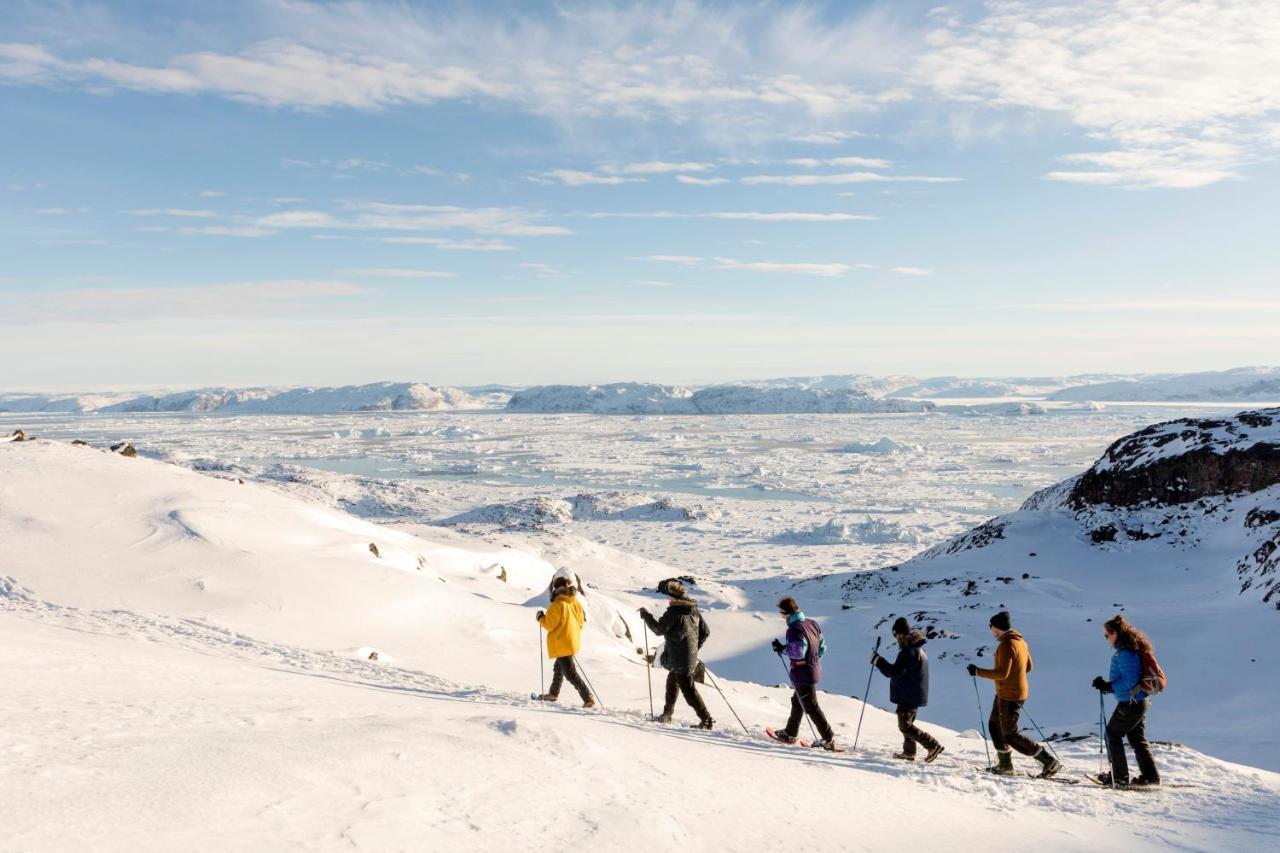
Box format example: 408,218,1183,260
892,617,910,636
989,611,1012,632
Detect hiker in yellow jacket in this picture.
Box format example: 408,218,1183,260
967,610,1060,778
535,576,595,707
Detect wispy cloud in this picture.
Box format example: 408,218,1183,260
1016,299,1280,312
742,172,959,186
785,156,891,169
533,169,646,186
127,208,218,218
891,266,932,276
629,255,703,265
789,130,866,144
255,202,570,237
631,279,677,288
712,258,853,277
517,261,572,279
916,0,1280,188
339,267,456,279
373,237,515,251
179,225,276,238
591,211,874,221
676,175,729,186
606,161,713,175
34,206,90,215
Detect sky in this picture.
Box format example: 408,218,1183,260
1,0,1278,390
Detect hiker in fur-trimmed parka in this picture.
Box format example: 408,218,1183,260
640,581,713,727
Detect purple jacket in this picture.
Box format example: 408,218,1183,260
783,613,826,688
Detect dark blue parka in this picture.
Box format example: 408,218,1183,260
874,630,929,708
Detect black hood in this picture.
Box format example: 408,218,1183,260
899,630,927,649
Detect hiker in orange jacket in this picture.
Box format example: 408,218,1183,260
967,611,1060,778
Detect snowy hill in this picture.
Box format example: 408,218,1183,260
5,438,1280,848
1049,367,1280,402
787,408,1280,773
0,382,484,414
506,382,934,414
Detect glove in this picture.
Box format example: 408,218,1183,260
536,610,545,622
870,651,880,665
638,607,650,619
1092,676,1112,693
771,639,785,655
966,663,978,677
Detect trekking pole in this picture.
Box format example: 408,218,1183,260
705,669,749,734
538,623,545,696
852,636,882,751
1100,692,1114,789
642,619,655,720
576,658,604,710
972,674,993,770
776,652,819,741
1021,705,1061,762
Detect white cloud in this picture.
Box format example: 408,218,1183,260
742,171,960,186
676,175,730,186
712,257,852,277
0,2,911,137
788,130,865,144
517,261,571,278
373,237,515,251
891,266,932,276
534,169,647,186
629,255,703,265
256,203,570,237
179,226,277,238
34,207,89,215
916,0,1280,189
199,190,226,197
127,208,218,218
631,280,677,288
339,268,456,279
605,161,713,174
590,211,873,221
785,156,891,169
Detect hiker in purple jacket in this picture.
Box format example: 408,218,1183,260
770,596,838,750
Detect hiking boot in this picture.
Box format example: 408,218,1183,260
1034,747,1062,779
990,749,1016,775
654,713,673,724
771,730,797,744
811,738,839,752
893,752,917,761
925,744,946,764
1131,775,1159,788
1094,772,1129,787
582,697,596,709
535,693,559,702
693,718,714,730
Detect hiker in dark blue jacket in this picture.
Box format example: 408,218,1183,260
769,596,838,750
872,617,944,762
1092,614,1161,787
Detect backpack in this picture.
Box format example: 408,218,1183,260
1135,650,1166,697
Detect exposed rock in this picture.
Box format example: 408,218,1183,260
368,543,381,558
2,429,29,443
71,439,90,447
1070,409,1280,508
110,441,137,457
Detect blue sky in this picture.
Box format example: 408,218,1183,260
2,0,1278,389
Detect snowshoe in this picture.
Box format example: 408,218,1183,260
1131,775,1161,788
925,744,946,764
990,750,1016,775
810,739,843,753
582,697,596,709
892,752,917,761
765,727,800,745
693,718,714,730
653,713,673,724
533,693,559,702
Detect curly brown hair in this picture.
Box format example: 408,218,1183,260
1104,614,1153,656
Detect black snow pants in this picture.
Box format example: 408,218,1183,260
1107,699,1159,783
784,685,835,742
549,656,592,702
664,671,711,722
896,705,941,757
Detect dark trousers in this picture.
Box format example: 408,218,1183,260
549,656,591,701
1107,700,1159,783
896,705,940,756
664,671,711,722
989,697,1039,756
784,685,835,742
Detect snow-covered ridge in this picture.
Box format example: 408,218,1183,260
0,382,483,414
438,491,721,529
1048,367,1280,402
505,382,934,414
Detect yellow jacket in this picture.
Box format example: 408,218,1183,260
539,592,585,659
975,630,1033,701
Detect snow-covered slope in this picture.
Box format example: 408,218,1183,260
506,382,934,414
1049,367,1280,402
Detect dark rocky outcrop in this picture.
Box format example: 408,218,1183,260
110,441,137,457
1070,409,1280,508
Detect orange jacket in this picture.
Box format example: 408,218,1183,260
975,630,1032,701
